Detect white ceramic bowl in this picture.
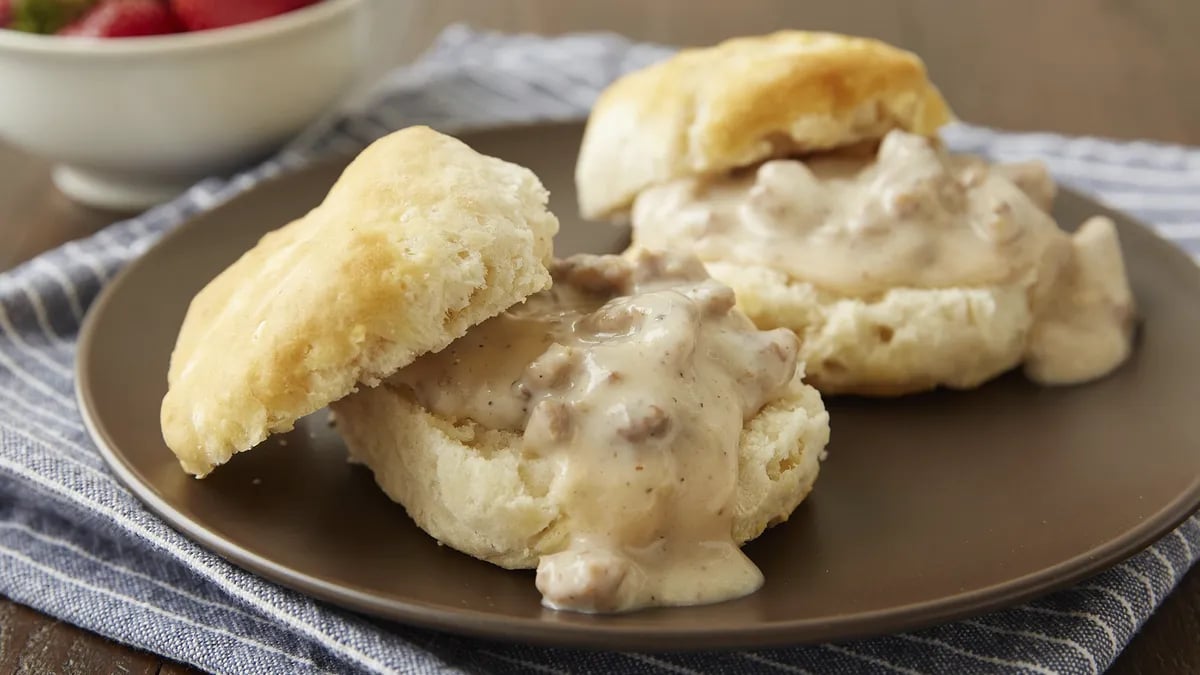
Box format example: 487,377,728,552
0,0,368,210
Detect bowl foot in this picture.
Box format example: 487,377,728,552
52,166,196,211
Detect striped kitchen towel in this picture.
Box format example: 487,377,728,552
1,25,1199,675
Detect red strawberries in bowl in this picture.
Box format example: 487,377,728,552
170,0,319,31
2,0,321,37
59,0,180,37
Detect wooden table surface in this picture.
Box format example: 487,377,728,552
2,1,1198,672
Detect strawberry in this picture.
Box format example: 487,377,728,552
59,0,181,37
169,0,319,32
0,0,11,27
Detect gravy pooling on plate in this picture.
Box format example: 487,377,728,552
391,251,801,612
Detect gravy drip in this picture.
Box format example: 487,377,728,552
391,251,800,612
631,130,1135,384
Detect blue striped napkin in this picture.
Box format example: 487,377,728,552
1,25,1199,675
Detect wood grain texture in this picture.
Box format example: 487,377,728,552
0,601,185,674
369,0,1200,144
0,1,1197,673
1109,564,1200,675
0,143,136,274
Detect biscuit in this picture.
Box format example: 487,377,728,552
575,30,953,219
705,262,1033,396
705,216,1135,395
160,126,559,477
331,368,829,569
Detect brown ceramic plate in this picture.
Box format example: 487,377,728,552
77,123,1200,651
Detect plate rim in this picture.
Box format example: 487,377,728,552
75,128,1200,651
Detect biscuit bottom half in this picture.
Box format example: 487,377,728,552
706,215,1135,397
330,371,828,592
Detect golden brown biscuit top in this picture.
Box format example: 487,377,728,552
160,126,558,477
575,30,954,219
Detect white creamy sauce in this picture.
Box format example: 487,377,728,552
392,251,799,612
631,130,1135,384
